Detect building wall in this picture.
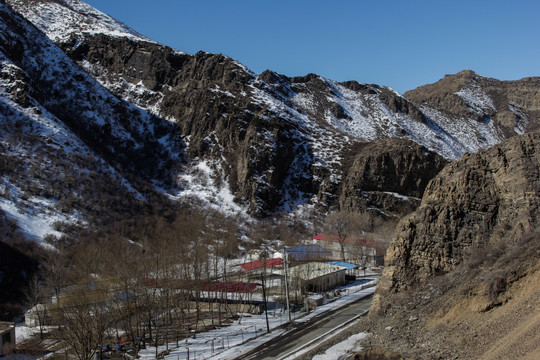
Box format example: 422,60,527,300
288,264,346,294
0,323,15,356
311,239,377,265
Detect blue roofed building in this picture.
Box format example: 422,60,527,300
284,244,331,261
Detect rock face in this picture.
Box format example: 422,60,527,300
339,139,448,215
375,130,540,300
3,0,453,218
2,0,540,226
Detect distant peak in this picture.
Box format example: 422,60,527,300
454,69,478,78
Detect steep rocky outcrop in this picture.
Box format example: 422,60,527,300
375,130,540,300
339,139,448,216
361,130,540,359
3,0,540,224
68,34,318,214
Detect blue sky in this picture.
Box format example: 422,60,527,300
84,0,539,93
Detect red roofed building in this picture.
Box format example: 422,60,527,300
311,234,385,266
237,258,283,271
199,281,258,294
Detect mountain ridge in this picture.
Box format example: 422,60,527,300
1,0,539,240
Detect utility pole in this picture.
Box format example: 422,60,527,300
283,247,292,322
260,272,270,333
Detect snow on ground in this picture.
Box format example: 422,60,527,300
0,197,62,242
0,177,86,244
509,103,529,135
455,85,496,115
172,158,248,217
383,191,420,202
133,278,378,360
311,333,368,360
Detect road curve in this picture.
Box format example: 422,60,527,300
237,294,373,360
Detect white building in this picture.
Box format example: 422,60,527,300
277,262,347,295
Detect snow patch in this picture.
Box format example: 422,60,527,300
455,85,496,114
173,159,248,217
312,333,368,360
7,0,153,44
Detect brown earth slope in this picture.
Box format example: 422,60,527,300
357,232,540,359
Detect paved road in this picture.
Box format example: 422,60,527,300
238,294,373,360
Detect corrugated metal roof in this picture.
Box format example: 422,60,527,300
237,258,283,271
327,261,358,270
285,244,331,260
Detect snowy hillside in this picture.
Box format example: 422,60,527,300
2,0,539,240
0,1,184,241
6,0,151,44
7,0,516,164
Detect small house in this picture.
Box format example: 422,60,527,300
0,322,15,357
25,304,50,328
280,262,347,295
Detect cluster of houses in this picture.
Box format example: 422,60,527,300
229,233,384,300
20,233,384,350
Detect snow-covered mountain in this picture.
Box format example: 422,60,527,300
2,0,539,241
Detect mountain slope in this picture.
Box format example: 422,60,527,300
2,0,539,237
0,0,185,239
375,129,540,295
358,130,540,359
405,70,540,138
18,0,537,163
3,0,445,218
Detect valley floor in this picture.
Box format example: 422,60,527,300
15,276,378,360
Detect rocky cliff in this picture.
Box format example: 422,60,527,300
2,0,540,235
375,129,540,298
339,139,448,215
361,130,540,359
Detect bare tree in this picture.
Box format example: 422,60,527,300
42,249,70,308
53,283,115,360
325,211,358,261
24,274,48,339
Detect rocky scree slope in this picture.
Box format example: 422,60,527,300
358,230,540,359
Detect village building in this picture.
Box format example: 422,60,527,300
236,258,283,273
277,262,347,297
310,233,385,266
234,258,283,288
284,244,331,262
25,304,50,328
0,322,15,357
327,261,359,277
